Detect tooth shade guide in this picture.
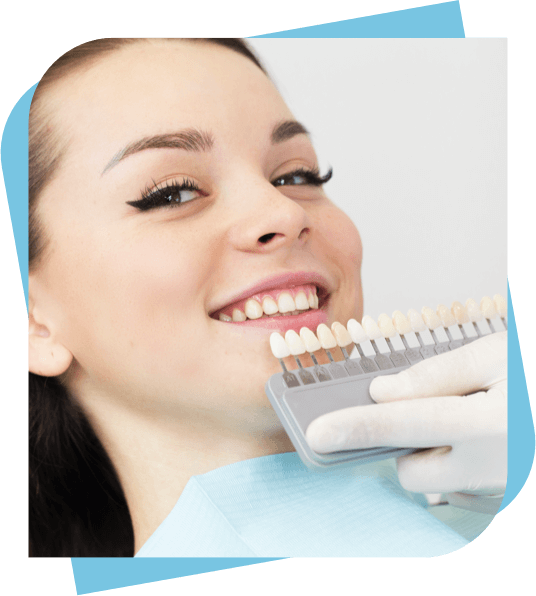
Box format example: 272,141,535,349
431,325,449,344
446,324,464,341
401,331,421,349
388,334,405,351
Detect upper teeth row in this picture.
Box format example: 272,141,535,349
270,295,506,357
219,290,319,322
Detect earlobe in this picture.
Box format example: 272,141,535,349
29,312,73,377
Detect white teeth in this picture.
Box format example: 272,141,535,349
270,332,290,359
465,298,483,322
331,322,353,347
317,324,338,350
493,294,507,318
245,298,263,320
406,309,426,333
295,291,309,311
270,292,506,358
437,304,456,327
313,294,319,309
393,310,413,335
219,313,232,322
451,301,469,325
278,292,296,313
232,308,247,322
362,315,382,340
480,296,497,319
377,313,396,338
308,292,315,308
300,327,321,352
347,319,368,344
262,296,279,315
285,330,306,355
422,307,442,330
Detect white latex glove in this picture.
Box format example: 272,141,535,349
306,331,507,514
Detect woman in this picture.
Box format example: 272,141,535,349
28,38,505,557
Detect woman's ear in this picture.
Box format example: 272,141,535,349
29,300,73,378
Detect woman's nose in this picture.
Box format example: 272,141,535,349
227,182,311,254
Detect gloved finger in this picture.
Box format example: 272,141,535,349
370,331,507,403
445,492,504,515
396,421,507,494
306,390,505,453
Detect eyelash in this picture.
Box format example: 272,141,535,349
126,167,334,212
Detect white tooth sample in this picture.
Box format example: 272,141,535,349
347,319,368,344
437,304,456,327
377,313,396,338
493,294,507,318
393,310,413,335
361,315,382,340
331,322,353,347
270,332,290,359
480,296,498,319
219,313,232,322
465,298,483,322
244,298,263,320
285,330,306,355
451,301,470,324
300,327,322,352
422,307,442,330
262,296,278,315
277,292,296,313
316,324,337,350
406,309,426,333
295,291,310,311
232,308,247,322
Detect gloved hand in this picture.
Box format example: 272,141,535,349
306,331,507,514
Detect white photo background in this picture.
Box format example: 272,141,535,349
248,39,507,317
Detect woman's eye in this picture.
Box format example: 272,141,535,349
272,167,333,188
126,179,205,212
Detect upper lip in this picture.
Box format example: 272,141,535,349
209,270,332,317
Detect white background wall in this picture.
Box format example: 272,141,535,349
248,38,507,317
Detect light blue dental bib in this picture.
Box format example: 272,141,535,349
135,452,467,557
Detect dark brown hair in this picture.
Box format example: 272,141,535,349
29,38,266,557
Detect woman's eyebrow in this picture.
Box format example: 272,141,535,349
102,120,309,175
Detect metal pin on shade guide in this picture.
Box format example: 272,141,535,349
284,330,316,385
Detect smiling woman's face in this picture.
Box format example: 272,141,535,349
30,40,363,424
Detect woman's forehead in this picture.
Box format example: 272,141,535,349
46,41,293,159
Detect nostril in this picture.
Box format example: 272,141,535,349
258,233,277,245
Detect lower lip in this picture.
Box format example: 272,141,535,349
218,308,328,333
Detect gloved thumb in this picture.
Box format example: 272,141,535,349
369,331,507,403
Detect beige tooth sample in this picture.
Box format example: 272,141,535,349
270,332,290,359
232,308,247,322
493,294,507,318
331,322,353,346
465,298,483,322
316,324,338,350
406,309,426,333
347,319,368,344
295,291,310,311
480,296,497,319
300,327,322,352
437,304,456,327
393,310,414,334
421,306,442,329
451,301,469,324
219,313,232,322
244,298,263,320
377,313,396,338
277,292,296,313
285,330,306,355
361,315,382,340
262,296,278,315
